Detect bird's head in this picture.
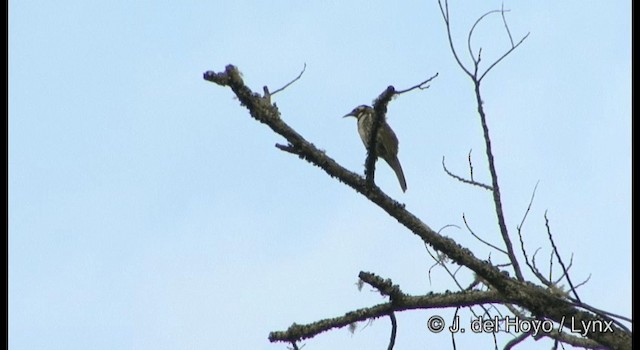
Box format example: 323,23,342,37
342,105,373,120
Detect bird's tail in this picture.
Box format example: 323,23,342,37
385,156,407,192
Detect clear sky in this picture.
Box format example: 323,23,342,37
9,1,631,349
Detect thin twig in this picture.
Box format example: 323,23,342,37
530,248,549,283
387,312,397,350
479,32,530,82
395,73,439,94
517,181,539,232
451,307,460,350
570,300,632,329
544,211,581,303
468,149,475,181
516,182,548,283
491,329,499,350
442,156,493,190
425,244,464,290
437,0,473,78
501,3,515,47
467,9,504,65
427,225,460,286
439,224,462,233
424,243,490,321
548,250,555,282
269,63,307,96
571,274,591,290
553,253,574,285
463,213,508,255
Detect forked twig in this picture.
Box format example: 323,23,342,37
442,156,493,190
395,73,439,94
267,63,307,98
544,211,581,303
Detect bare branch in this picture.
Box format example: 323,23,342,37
491,331,499,350
387,312,397,350
571,273,591,290
517,181,539,233
549,250,555,282
442,156,493,190
515,182,550,283
463,213,508,255
268,63,307,97
438,224,462,233
501,3,515,47
451,307,460,350
478,32,530,82
468,149,475,181
268,284,505,343
205,65,632,349
526,247,554,287
467,9,504,65
437,0,473,77
425,243,465,291
571,300,632,330
552,252,574,285
544,211,581,303
359,272,405,300
394,73,439,94
472,76,524,281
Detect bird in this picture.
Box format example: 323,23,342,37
343,105,407,192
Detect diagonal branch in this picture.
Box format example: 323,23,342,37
463,213,508,255
203,65,632,349
544,211,581,303
478,32,530,82
473,79,524,281
266,63,307,100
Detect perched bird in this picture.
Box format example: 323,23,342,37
343,105,407,192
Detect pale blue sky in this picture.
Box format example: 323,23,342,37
9,1,630,349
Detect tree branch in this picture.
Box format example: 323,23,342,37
463,213,508,255
442,156,493,190
268,63,306,97
268,280,505,343
544,211,581,303
204,65,632,349
387,312,397,350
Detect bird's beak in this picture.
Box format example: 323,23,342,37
342,111,355,118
